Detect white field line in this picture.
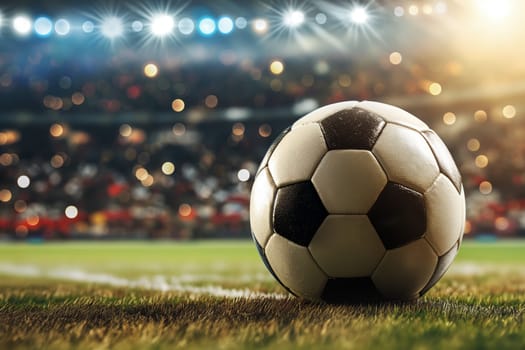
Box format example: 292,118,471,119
1,263,523,299
448,263,525,276
0,263,288,300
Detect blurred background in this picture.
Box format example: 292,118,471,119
0,0,524,242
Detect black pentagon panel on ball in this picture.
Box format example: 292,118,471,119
273,181,328,247
321,277,383,304
422,130,462,193
368,182,426,250
419,240,459,296
256,126,292,176
320,107,386,150
252,235,298,297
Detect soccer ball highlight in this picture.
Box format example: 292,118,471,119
250,100,465,303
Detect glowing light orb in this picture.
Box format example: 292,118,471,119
218,17,234,34
151,14,175,36
13,15,32,36
82,21,95,33
55,19,70,36
178,17,194,35
283,10,305,28
199,18,216,35
350,7,369,24
65,205,79,219
34,17,53,36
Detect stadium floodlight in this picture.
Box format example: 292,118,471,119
34,17,53,36
101,16,124,38
150,14,175,36
198,17,216,35
13,15,32,36
178,17,194,35
54,18,70,36
283,10,305,28
350,7,369,24
218,17,234,34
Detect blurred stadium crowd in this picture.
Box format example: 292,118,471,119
1,0,525,240
0,53,524,240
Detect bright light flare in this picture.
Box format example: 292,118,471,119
151,14,175,36
101,16,124,38
350,7,369,24
476,0,512,21
13,15,32,36
283,10,305,28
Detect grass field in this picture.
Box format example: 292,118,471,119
0,240,524,349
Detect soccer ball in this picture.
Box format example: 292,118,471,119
250,101,465,303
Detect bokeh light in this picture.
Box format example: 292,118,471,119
50,123,65,138
389,52,402,65
475,155,489,168
178,17,194,35
218,17,234,34
54,19,70,36
178,203,192,217
14,200,27,213
270,60,284,75
13,15,32,36
131,20,143,32
474,110,488,123
479,181,493,195
205,95,218,108
65,205,79,219
17,175,30,189
502,105,516,119
144,63,159,78
0,189,12,202
467,138,481,152
429,82,442,96
232,123,245,136
135,167,149,181
253,19,268,34
199,18,216,35
237,169,250,182
171,98,185,112
119,124,133,137
34,17,53,36
172,123,186,136
258,124,272,138
82,21,94,33
443,112,456,125
162,161,175,175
